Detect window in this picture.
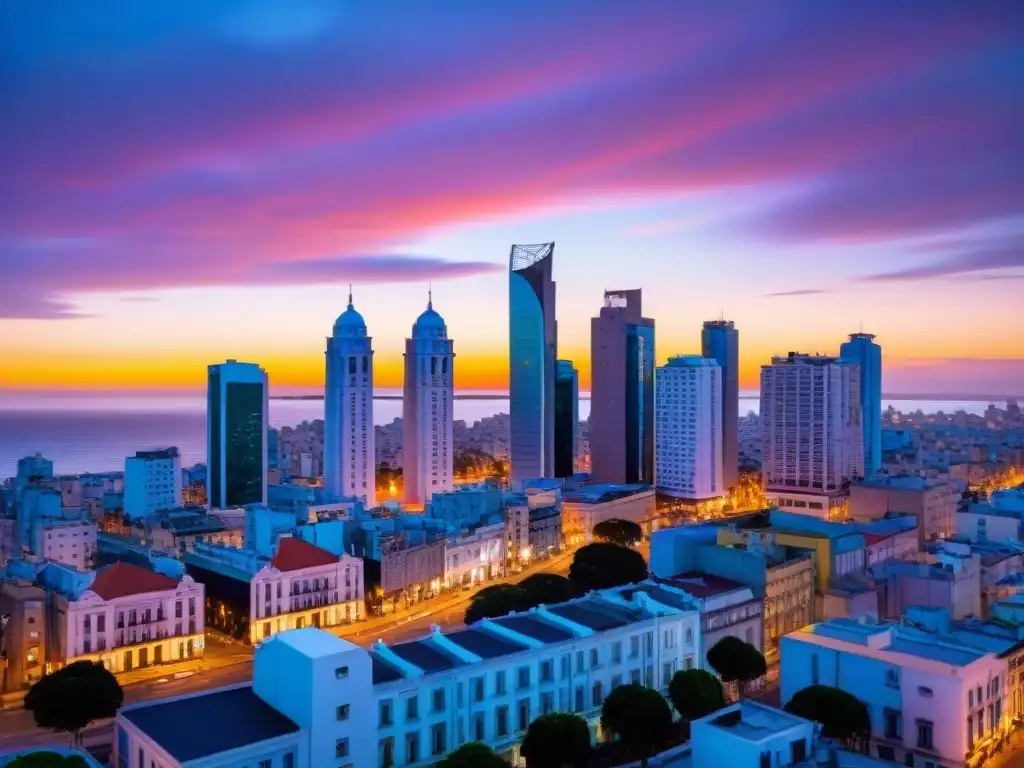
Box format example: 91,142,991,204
336,739,349,759
259,760,271,768
495,670,507,695
406,696,419,721
631,668,641,685
518,699,530,731
611,642,622,665
590,648,600,669
336,665,349,679
379,699,393,727
518,666,530,689
540,660,553,683
429,722,446,755
630,635,640,659
917,720,934,750
560,656,570,680
406,733,419,763
592,681,603,707
575,651,584,673
611,674,622,690
574,686,584,712
496,706,509,737
473,677,484,702
337,704,350,721
884,708,901,740
432,687,445,712
283,753,294,768
885,668,899,688
473,712,485,741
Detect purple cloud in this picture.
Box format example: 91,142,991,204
764,289,830,297
860,236,1024,281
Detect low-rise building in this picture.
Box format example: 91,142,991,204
115,581,703,768
124,448,182,523
851,476,958,545
0,579,47,693
443,521,505,589
690,700,815,768
504,497,531,568
878,541,982,621
528,505,561,560
561,483,656,546
33,517,97,570
782,618,1008,767
184,538,364,644
956,503,1022,545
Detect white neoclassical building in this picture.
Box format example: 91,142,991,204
324,288,376,508
403,292,455,508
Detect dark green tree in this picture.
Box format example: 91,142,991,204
600,684,673,767
520,712,591,768
784,685,870,749
568,542,648,593
592,518,643,548
517,573,580,606
464,585,533,624
436,741,509,768
668,668,725,721
25,661,124,745
8,753,89,768
706,636,767,698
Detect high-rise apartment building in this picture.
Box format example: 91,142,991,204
701,320,739,490
124,448,182,522
554,359,578,478
840,332,882,478
324,289,376,507
590,290,655,485
207,360,268,509
508,243,557,486
402,293,454,507
655,356,724,499
760,353,864,495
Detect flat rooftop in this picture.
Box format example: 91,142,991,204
563,483,652,504
548,600,642,631
389,639,465,673
121,686,299,763
371,654,406,684
444,628,530,660
492,614,575,643
704,701,809,743
270,627,355,659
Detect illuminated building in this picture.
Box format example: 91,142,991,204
701,320,739,491
508,243,557,486
840,332,883,478
553,360,578,478
124,448,182,523
324,288,376,508
403,292,454,507
207,360,268,509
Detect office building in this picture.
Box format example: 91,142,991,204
508,243,557,486
124,448,182,522
207,360,268,509
553,360,578,478
115,580,702,768
655,356,724,501
782,618,1008,766
402,292,455,507
760,353,864,504
702,320,739,491
325,288,376,508
590,290,655,485
840,332,883,478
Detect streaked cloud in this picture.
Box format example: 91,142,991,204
764,289,830,298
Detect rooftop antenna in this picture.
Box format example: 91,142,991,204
428,279,433,310
347,284,353,309
720,307,725,322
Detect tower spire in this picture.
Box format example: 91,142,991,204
428,280,433,310
347,284,353,309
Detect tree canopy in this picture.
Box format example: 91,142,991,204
784,685,870,746
592,519,643,548
464,585,533,624
668,668,725,721
520,712,592,768
517,573,580,605
8,753,89,768
601,684,673,767
706,636,767,695
436,741,509,768
568,542,648,593
25,661,124,740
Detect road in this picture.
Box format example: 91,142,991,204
0,549,574,754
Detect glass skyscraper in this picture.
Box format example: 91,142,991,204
554,359,578,478
840,332,882,477
701,320,739,490
207,360,268,509
509,242,557,485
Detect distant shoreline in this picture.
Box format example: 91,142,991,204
271,392,1020,403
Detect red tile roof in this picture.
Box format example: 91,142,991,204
89,562,178,600
271,537,338,572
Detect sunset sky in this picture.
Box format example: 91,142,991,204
2,2,1022,395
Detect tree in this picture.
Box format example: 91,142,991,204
517,573,580,606
8,753,89,768
706,636,767,698
464,585,533,624
592,519,643,548
568,542,648,593
784,685,870,748
25,661,123,745
436,741,509,768
520,712,591,768
600,684,673,767
668,668,725,721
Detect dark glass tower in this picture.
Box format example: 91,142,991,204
701,320,739,490
840,332,882,477
509,243,557,485
554,360,578,478
207,360,268,509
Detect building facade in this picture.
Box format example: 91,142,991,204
403,294,455,507
124,448,182,522
590,290,655,485
33,518,97,570
0,580,47,693
325,289,376,508
561,484,656,546
554,360,578,479
840,332,883,478
701,320,739,492
655,356,723,501
760,353,864,495
508,243,557,486
443,522,505,589
207,360,268,510
851,477,958,545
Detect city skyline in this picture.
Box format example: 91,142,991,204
2,3,1023,396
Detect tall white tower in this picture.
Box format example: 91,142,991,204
325,288,376,507
403,291,455,507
